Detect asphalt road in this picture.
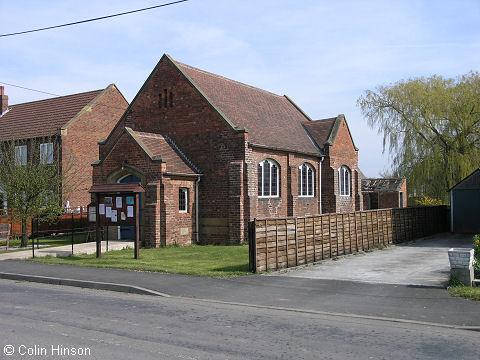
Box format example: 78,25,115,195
0,280,478,360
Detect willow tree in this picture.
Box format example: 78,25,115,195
357,71,480,203
0,138,66,247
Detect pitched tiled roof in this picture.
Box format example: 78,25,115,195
127,128,199,175
0,89,104,141
362,178,405,193
302,117,337,148
173,60,321,155
449,168,480,191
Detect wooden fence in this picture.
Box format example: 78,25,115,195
248,206,449,272
0,209,88,237
0,211,31,235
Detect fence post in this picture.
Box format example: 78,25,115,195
275,219,278,270
248,220,257,273
354,212,358,252
285,218,289,268
294,217,298,266
313,217,316,262
36,218,40,249
320,215,324,260
328,214,332,258
304,217,307,264
71,213,74,255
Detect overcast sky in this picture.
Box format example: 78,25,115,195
1,0,479,176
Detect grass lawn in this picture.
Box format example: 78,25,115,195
1,233,89,253
31,244,251,278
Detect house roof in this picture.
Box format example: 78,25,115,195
0,88,105,141
302,117,337,148
171,57,321,155
362,178,405,193
449,168,480,191
126,128,200,175
303,114,358,151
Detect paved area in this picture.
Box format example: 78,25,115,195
0,241,132,261
275,233,472,287
0,259,479,327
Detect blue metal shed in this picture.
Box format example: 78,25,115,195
449,168,480,233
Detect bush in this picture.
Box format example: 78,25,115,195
474,234,480,278
414,196,443,206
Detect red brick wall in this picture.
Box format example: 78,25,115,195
247,148,322,221
162,176,196,246
379,180,408,209
95,59,363,244
322,119,361,214
93,132,196,247
62,85,128,208
100,60,246,244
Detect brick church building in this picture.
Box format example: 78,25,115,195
92,54,363,246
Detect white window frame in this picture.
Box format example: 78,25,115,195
338,165,351,196
179,188,188,213
298,163,315,197
15,145,27,165
40,142,53,164
258,159,280,198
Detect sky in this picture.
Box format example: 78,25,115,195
1,0,479,177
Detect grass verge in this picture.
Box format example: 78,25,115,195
447,277,480,301
1,233,88,253
31,244,251,278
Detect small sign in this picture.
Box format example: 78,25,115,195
127,206,134,218
126,196,134,205
116,196,122,208
105,206,112,218
88,206,96,222
104,197,113,206
111,210,118,222
121,212,126,221
99,204,105,215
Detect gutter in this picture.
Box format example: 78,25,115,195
162,172,202,178
248,142,324,158
195,175,201,244
318,157,324,214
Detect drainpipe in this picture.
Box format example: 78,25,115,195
195,175,201,244
318,156,324,215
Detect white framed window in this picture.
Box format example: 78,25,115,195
15,145,27,165
40,142,53,164
338,165,351,196
298,163,315,197
179,188,188,213
258,159,279,198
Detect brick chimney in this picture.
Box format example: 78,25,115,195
0,86,8,114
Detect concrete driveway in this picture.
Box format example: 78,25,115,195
275,233,473,287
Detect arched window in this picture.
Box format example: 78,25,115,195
298,163,315,197
258,159,279,198
338,166,351,196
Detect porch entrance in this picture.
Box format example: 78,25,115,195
89,183,144,259
117,174,141,240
